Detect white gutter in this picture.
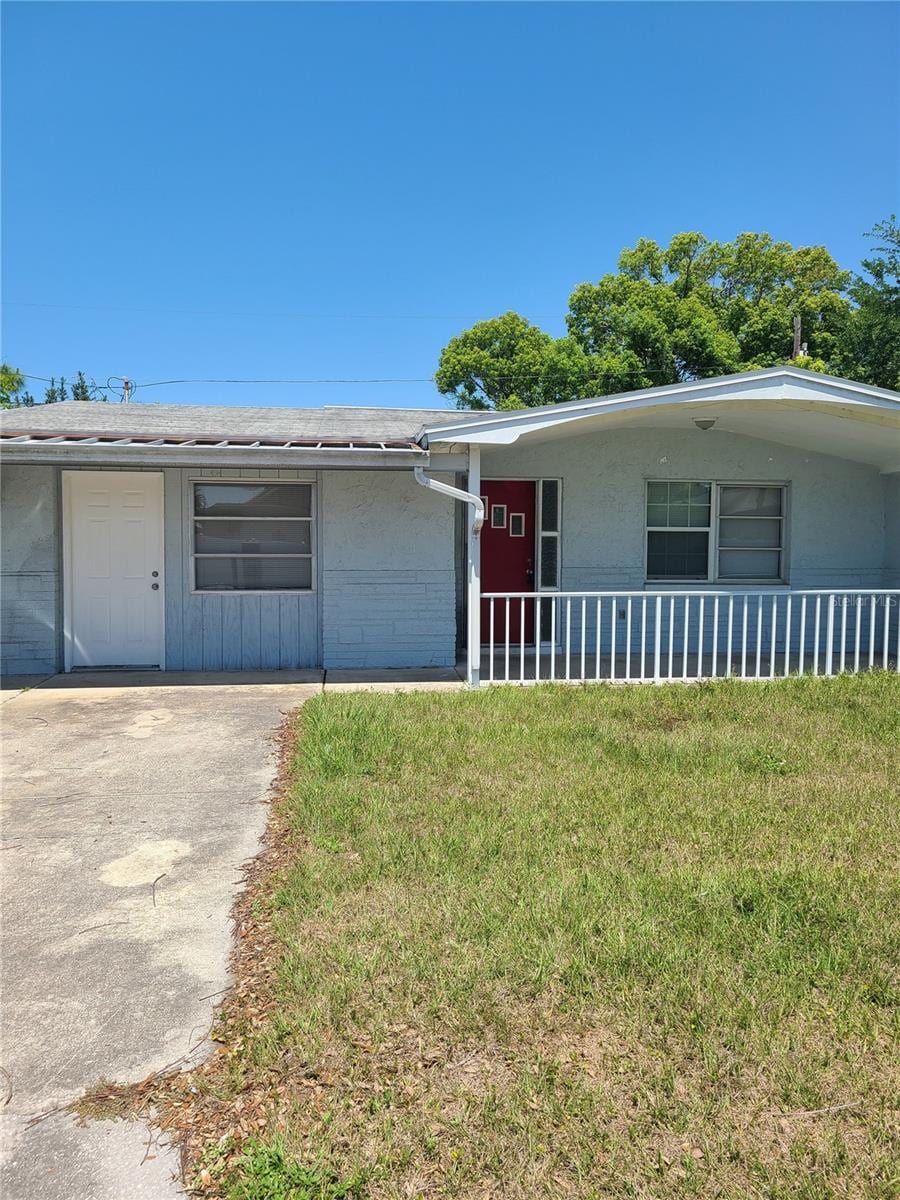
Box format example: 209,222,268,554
414,459,484,688
413,466,484,532
0,443,432,471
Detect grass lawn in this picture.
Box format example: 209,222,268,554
95,674,899,1198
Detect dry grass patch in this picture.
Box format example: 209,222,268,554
80,674,900,1198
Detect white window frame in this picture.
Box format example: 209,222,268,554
645,480,787,584
509,512,526,538
536,478,562,594
490,503,507,529
189,478,317,595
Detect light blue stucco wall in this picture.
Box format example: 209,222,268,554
482,427,893,591
0,465,60,674
165,465,458,670
0,463,458,674
885,474,900,588
0,437,894,675
320,469,457,668
480,427,898,656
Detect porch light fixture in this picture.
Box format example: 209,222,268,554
694,416,716,431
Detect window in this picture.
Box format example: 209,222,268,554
716,485,784,579
491,504,507,529
646,481,784,582
538,479,561,589
192,482,314,592
509,512,525,537
646,481,711,580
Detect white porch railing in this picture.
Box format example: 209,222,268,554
480,590,900,685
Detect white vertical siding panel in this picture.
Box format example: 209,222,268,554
259,596,281,668
183,586,205,670
279,596,300,668
222,596,243,669
161,466,320,671
240,595,261,668
202,594,223,671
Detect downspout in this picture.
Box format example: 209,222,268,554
413,466,485,533
414,459,484,687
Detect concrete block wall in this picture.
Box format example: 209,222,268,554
482,427,892,592
0,463,460,676
885,474,900,588
1,465,60,674
321,470,457,668
322,569,456,667
1,441,892,677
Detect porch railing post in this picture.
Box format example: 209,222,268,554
825,593,835,676
467,446,481,687
472,589,898,688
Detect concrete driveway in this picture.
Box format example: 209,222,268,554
0,671,322,1200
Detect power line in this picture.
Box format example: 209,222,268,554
25,367,691,389
23,372,435,388
141,376,436,387
21,365,699,398
21,374,133,402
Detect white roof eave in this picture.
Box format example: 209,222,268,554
423,368,900,446
0,441,432,470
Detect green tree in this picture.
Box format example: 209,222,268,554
839,217,900,390
1,368,103,407
434,311,593,410
71,371,95,402
43,377,68,405
437,230,858,410
0,363,35,408
567,231,849,388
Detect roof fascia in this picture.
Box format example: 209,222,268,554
0,443,460,471
424,371,900,446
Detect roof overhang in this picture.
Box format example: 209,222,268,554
423,368,900,472
0,430,441,470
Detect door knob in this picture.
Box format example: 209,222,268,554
152,570,159,578
151,583,159,591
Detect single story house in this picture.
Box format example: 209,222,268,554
2,367,898,686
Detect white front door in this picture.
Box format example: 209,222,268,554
65,471,165,669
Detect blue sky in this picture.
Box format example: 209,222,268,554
2,1,897,410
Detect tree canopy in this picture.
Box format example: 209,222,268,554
433,312,594,411
839,217,900,391
435,225,899,410
0,364,35,409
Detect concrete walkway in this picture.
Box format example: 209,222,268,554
0,671,321,1199
324,665,465,692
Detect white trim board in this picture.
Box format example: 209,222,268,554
423,369,900,469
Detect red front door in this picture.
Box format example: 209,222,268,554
480,479,536,644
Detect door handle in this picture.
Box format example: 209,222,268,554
151,583,159,591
